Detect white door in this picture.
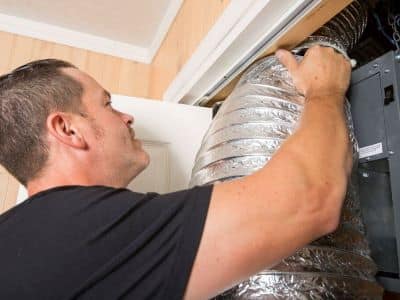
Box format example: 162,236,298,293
17,96,212,203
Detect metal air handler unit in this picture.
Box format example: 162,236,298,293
350,50,400,293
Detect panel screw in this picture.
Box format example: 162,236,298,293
395,54,400,62
384,69,391,73
362,172,369,178
389,150,395,155
373,63,379,68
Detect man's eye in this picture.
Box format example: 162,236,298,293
106,101,112,107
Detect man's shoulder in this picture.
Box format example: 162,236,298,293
0,184,213,227
0,185,141,222
29,185,146,204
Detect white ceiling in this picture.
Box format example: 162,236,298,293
0,0,183,63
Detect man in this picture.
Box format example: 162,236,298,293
0,46,352,299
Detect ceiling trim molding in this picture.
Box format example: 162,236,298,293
0,12,150,63
0,7,182,64
147,0,183,61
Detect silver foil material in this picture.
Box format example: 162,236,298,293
190,1,383,298
216,273,382,300
272,246,377,279
311,0,368,51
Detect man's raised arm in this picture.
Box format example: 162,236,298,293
185,46,353,300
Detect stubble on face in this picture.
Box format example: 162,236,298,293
62,68,150,185
91,109,149,179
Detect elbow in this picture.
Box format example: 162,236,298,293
307,180,346,237
322,206,341,235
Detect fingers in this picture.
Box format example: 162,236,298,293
276,49,298,76
275,46,351,101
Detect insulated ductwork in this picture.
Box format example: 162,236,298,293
190,1,384,299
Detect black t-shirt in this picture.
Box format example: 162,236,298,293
0,184,212,300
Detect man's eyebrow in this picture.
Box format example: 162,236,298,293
103,90,111,100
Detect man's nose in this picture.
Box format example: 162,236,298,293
121,112,134,126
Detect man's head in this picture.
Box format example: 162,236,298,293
0,59,149,188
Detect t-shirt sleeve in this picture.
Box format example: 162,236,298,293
160,185,213,299
67,184,213,300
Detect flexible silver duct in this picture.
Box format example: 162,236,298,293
190,1,383,299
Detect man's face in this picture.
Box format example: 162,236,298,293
63,68,150,186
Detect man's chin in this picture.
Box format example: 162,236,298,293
141,150,150,169
134,149,150,172
136,147,150,171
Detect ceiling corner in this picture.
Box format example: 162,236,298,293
0,0,184,65
146,0,184,63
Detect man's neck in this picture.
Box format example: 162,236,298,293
27,173,94,197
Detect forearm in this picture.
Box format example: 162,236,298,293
255,95,350,235
209,94,350,278
285,97,351,192
184,47,353,300
187,103,351,299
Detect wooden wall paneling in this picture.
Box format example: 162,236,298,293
148,0,231,99
102,55,122,93
149,2,188,100
9,35,34,70
4,176,19,212
86,51,106,88
51,43,73,62
118,60,151,98
0,31,14,75
177,0,231,69
0,165,19,214
70,47,89,70
31,39,54,61
148,11,181,99
0,170,8,212
0,32,151,98
133,63,151,98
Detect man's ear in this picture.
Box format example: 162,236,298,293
46,112,87,149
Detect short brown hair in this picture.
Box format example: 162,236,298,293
0,59,83,185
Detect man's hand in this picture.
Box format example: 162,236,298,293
276,46,352,103
276,45,353,177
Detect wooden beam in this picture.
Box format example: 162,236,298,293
211,0,353,104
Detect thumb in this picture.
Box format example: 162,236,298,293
276,49,298,75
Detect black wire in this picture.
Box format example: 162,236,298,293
372,12,396,45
